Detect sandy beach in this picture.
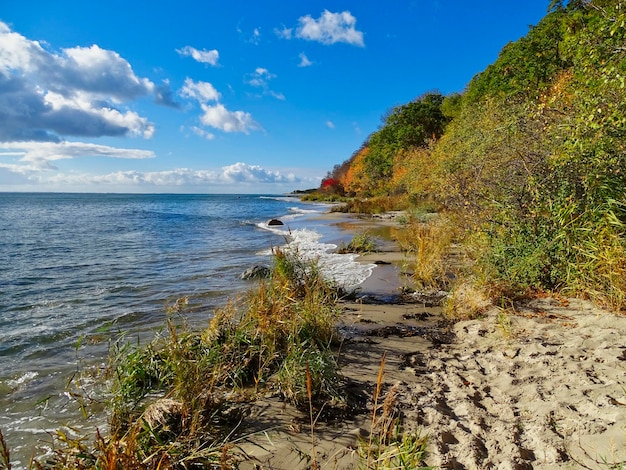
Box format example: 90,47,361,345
235,214,626,469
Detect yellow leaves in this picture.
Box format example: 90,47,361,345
343,146,369,194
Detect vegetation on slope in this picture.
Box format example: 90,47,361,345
314,0,626,310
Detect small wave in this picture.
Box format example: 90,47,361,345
288,206,323,215
6,371,39,389
267,227,375,290
259,196,300,203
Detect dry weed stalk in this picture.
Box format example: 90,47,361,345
0,429,11,470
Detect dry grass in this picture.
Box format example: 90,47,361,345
396,215,459,290
443,280,493,321
23,249,346,469
357,354,431,469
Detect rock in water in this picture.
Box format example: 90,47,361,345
267,219,284,226
241,265,271,280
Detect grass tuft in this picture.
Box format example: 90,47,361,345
358,355,431,469
337,231,377,254
397,214,459,290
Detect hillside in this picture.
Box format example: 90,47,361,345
316,0,626,310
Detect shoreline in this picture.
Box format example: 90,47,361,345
236,211,626,469
7,205,624,469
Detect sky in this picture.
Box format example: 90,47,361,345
0,0,551,194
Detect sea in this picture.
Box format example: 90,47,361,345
0,192,375,467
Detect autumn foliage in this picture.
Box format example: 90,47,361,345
319,0,626,310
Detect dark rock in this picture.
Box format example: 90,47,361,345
267,219,284,226
241,265,271,280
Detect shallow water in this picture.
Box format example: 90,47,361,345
0,192,371,467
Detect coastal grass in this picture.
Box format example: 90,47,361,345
358,354,431,470
34,248,345,469
396,214,459,291
330,196,410,215
0,429,11,470
337,231,377,254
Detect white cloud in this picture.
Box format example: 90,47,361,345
294,10,364,46
180,78,220,103
0,21,156,142
179,78,261,136
0,141,154,171
190,126,215,140
274,26,292,40
176,46,219,66
298,52,313,67
99,164,297,186
252,28,261,44
326,120,335,129
200,104,260,133
34,163,298,187
245,67,285,100
60,45,155,101
221,162,297,183
238,25,262,45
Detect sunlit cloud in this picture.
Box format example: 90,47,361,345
0,21,156,142
176,46,219,65
179,78,261,135
0,141,155,172
21,163,300,187
278,10,364,46
221,162,297,183
180,78,220,102
199,104,261,133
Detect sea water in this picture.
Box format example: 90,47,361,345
0,192,375,467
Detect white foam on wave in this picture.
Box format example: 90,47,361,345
288,206,323,215
6,371,38,389
259,195,300,203
257,222,375,290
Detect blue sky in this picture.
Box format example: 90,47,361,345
0,0,550,193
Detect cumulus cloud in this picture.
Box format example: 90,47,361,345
286,10,364,46
199,104,260,133
0,21,156,142
180,78,220,103
176,46,219,65
298,52,313,67
108,163,296,185
221,162,297,183
178,77,261,135
37,163,299,187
